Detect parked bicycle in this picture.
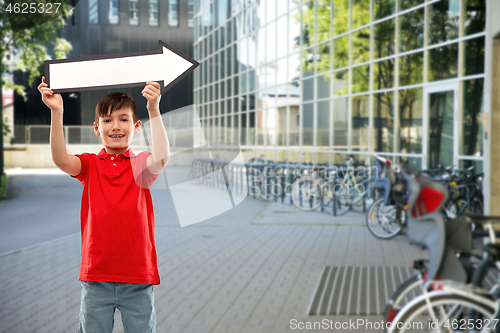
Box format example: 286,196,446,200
383,165,498,333
291,157,377,215
388,217,500,332
366,161,485,240
366,155,408,239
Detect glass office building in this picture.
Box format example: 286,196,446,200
192,0,486,171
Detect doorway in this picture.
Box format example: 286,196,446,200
423,82,459,169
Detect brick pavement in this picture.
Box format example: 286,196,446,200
0,172,426,333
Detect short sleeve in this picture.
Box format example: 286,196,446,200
131,151,160,189
71,153,89,183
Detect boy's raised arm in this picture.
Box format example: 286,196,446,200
38,77,82,176
143,82,170,174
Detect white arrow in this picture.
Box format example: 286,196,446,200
44,40,199,94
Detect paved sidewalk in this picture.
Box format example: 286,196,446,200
0,171,426,333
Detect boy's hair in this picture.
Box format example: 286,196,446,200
95,92,139,124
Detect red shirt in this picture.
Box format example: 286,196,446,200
72,148,160,285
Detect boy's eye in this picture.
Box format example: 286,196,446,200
121,119,129,122
103,120,110,123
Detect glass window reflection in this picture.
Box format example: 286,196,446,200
277,15,288,59
129,0,139,26
351,28,370,65
373,59,394,90
266,0,276,24
428,0,460,45
352,64,369,93
267,22,277,62
399,0,423,12
257,111,264,145
464,0,486,36
428,43,458,82
399,52,423,86
333,98,349,149
317,101,330,148
316,1,332,44
317,75,331,100
333,70,348,96
333,35,349,70
398,88,422,155
374,0,395,20
89,0,98,24
303,77,314,102
374,19,395,59
461,79,483,157
373,92,394,152
399,8,424,53
302,103,314,147
464,37,485,76
289,8,301,54
333,0,349,36
351,95,369,152
352,0,370,29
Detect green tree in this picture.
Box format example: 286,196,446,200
0,0,72,185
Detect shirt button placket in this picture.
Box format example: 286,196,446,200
110,156,119,176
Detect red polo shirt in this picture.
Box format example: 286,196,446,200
72,148,160,285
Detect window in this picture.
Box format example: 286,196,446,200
109,0,119,24
129,0,139,25
169,0,178,27
89,0,98,24
149,0,159,26
188,0,194,27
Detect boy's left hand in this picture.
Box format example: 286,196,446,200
142,81,161,113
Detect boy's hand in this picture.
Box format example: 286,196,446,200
142,81,161,114
38,76,63,113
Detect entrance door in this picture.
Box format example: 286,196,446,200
423,82,459,169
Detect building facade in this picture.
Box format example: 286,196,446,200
14,0,196,128
193,0,489,175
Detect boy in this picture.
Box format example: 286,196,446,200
38,77,169,333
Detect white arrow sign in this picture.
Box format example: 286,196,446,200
44,40,199,94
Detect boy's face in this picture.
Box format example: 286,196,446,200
93,107,141,155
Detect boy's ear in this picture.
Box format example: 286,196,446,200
134,120,141,135
93,122,100,137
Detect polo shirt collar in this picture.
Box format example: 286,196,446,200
98,148,136,159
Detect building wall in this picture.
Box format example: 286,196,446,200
193,0,487,172
486,0,500,214
14,0,196,127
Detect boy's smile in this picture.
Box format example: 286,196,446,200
94,107,141,155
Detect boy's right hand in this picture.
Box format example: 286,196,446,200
38,76,63,113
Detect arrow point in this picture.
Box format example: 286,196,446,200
158,43,199,94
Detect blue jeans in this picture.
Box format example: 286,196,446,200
78,281,156,333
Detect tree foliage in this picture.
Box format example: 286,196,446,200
0,0,72,176
0,0,72,98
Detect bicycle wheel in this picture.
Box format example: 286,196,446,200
291,177,322,211
363,185,380,210
389,293,495,333
365,198,403,239
351,184,380,213
384,274,425,332
322,180,351,216
470,197,484,215
349,177,373,213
